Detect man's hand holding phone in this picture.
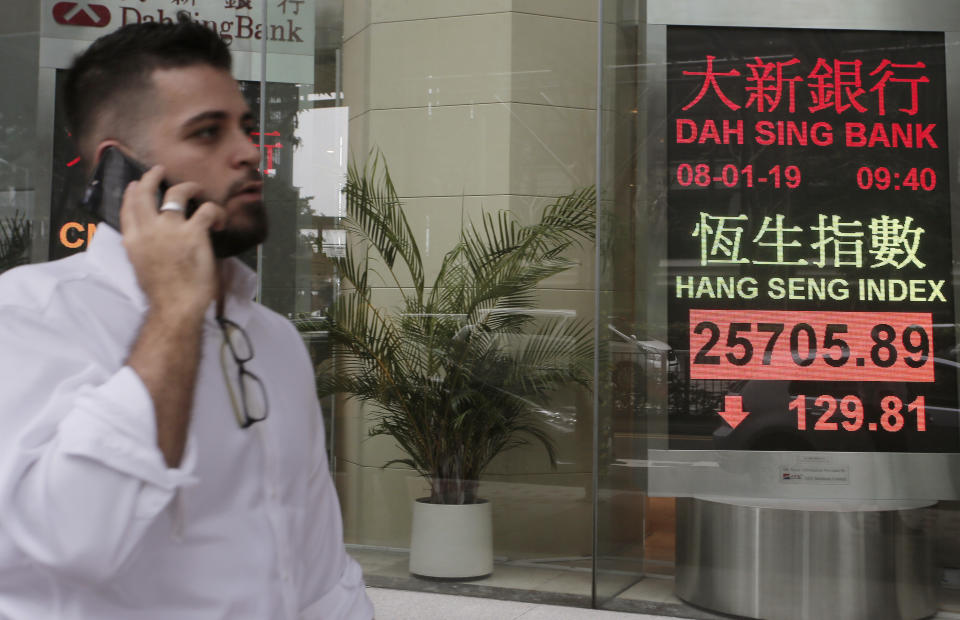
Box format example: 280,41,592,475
120,165,228,467
119,164,227,317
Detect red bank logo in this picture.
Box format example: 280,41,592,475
52,2,111,28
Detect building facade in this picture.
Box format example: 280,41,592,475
4,1,960,618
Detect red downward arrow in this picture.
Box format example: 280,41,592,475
717,395,750,429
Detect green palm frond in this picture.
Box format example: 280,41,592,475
342,151,425,295
315,154,596,504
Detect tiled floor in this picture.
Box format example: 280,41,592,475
351,547,714,619
368,587,682,620
353,547,594,594
353,547,960,620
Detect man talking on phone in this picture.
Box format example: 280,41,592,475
0,15,373,620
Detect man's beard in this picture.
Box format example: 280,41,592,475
209,199,269,258
206,172,269,258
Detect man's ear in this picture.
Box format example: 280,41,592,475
92,139,127,168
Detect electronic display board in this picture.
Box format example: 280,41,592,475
666,27,958,453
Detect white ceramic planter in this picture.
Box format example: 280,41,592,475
408,498,493,579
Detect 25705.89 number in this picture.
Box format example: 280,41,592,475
694,320,930,369
688,310,934,381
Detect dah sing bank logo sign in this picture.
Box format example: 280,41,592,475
44,0,314,53
52,2,111,27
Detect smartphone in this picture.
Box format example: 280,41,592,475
80,146,197,230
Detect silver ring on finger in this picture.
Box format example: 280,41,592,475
159,201,185,214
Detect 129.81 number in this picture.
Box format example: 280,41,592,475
790,394,926,432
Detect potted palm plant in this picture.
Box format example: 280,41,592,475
316,154,595,579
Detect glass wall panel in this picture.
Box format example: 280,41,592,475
332,0,601,604
0,1,40,274
597,1,960,618
595,0,656,608
260,0,346,453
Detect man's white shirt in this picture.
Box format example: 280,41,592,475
0,226,372,619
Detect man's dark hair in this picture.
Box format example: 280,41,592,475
63,13,232,161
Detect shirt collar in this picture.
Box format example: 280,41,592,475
215,254,259,326
85,224,259,324
85,224,147,311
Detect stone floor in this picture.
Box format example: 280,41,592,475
368,587,681,620
352,546,728,619
352,547,960,620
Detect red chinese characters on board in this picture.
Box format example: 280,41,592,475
681,56,929,116
807,59,868,114
869,60,930,116
745,57,802,113
682,55,742,111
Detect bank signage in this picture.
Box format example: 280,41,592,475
52,2,112,27
666,27,958,453
42,0,314,54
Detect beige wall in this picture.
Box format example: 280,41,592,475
337,0,598,559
